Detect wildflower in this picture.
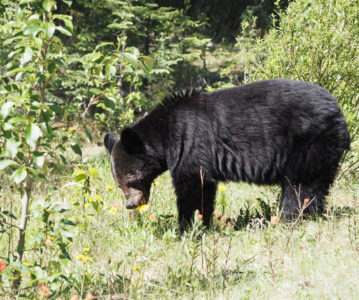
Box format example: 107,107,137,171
77,254,93,263
49,236,56,241
38,285,50,297
0,260,7,272
83,257,93,263
304,198,310,205
218,186,226,192
149,214,157,222
23,261,30,266
138,204,148,212
227,222,234,228
44,238,53,247
106,185,113,191
213,211,222,218
112,202,120,208
83,247,91,253
132,266,140,271
197,214,203,220
226,222,234,228
270,216,280,225
152,180,159,186
220,216,227,223
77,254,85,260
109,207,118,215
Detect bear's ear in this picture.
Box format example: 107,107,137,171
121,128,144,155
104,133,117,153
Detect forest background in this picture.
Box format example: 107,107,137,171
0,0,358,298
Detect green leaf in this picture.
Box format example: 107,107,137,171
12,167,27,184
84,129,93,142
56,26,72,36
62,0,72,7
1,210,17,219
142,56,155,72
20,47,33,66
89,88,102,95
61,219,76,226
105,64,116,78
84,52,103,63
95,42,114,50
52,203,70,213
63,17,73,32
43,22,56,38
6,139,21,159
25,124,42,150
70,143,82,156
60,228,74,239
124,53,138,69
33,153,45,168
23,23,42,36
43,0,56,13
0,101,14,119
103,98,116,111
72,169,87,181
0,160,17,170
89,167,98,179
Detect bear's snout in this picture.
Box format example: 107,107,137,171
125,199,140,209
124,188,147,209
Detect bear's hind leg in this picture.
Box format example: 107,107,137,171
300,179,333,216
174,177,217,231
280,178,330,220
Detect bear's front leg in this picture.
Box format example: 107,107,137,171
173,176,217,231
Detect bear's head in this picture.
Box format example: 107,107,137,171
104,129,162,209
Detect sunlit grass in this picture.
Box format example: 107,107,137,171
0,148,358,298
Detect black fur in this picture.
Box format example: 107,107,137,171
106,79,350,229
104,133,117,153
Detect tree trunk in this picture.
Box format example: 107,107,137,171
12,180,32,292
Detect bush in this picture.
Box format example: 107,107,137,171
232,0,358,178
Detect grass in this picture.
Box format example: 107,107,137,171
1,146,358,299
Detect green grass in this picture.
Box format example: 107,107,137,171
1,147,358,299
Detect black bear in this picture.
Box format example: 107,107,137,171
104,79,350,229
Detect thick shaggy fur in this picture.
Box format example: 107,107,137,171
105,79,350,228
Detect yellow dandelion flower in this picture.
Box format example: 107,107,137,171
49,236,55,241
218,186,226,192
22,261,30,266
132,266,140,271
109,207,118,215
83,257,93,263
77,254,85,260
106,185,113,191
138,204,148,212
83,247,91,253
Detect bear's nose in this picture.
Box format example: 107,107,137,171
125,199,138,209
